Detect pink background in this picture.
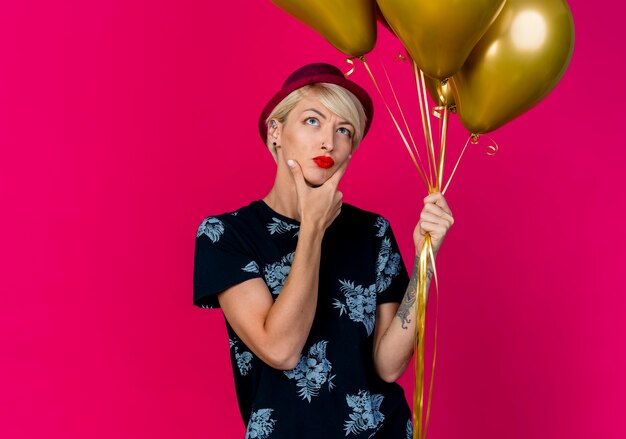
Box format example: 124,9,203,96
1,1,625,438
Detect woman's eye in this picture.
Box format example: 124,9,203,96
305,117,319,126
337,127,353,137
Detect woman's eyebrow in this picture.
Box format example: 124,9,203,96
302,108,327,119
302,108,353,127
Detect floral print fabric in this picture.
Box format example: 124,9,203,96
284,341,336,402
246,409,277,439
193,201,412,437
344,390,386,437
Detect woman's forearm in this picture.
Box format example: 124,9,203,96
262,223,325,368
373,254,433,382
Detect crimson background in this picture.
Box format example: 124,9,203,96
1,1,625,438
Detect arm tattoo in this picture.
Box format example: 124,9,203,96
396,256,433,329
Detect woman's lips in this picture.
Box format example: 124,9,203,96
313,156,334,169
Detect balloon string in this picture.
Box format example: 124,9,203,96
359,58,431,191
413,61,436,190
412,219,441,439
419,67,438,191
419,70,436,165
479,134,499,156
343,58,356,77
433,106,444,190
412,71,445,439
413,62,434,189
432,106,446,119
437,108,449,191
413,234,430,439
385,53,432,184
423,242,439,439
379,60,429,178
442,134,476,195
441,133,499,195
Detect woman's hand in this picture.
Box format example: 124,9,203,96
413,192,454,257
278,146,349,232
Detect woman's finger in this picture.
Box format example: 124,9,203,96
422,203,454,223
419,211,452,227
326,155,351,188
420,221,448,237
287,159,308,195
423,192,452,215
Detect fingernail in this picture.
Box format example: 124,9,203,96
348,154,352,160
287,160,295,168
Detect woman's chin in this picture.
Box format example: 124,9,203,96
303,168,331,187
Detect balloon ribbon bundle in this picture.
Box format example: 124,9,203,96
359,56,471,439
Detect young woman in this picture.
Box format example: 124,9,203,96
193,63,454,438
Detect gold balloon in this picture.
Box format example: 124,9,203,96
426,78,456,109
271,0,377,57
449,0,575,134
377,0,506,79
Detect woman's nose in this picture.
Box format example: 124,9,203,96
321,128,335,152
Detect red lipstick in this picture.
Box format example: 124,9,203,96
313,156,334,169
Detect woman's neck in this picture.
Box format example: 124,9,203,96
263,169,301,221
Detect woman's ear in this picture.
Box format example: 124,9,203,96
268,119,280,144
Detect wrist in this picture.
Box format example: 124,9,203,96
415,247,437,260
414,254,434,278
299,222,326,240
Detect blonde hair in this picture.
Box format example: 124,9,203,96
264,83,367,162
